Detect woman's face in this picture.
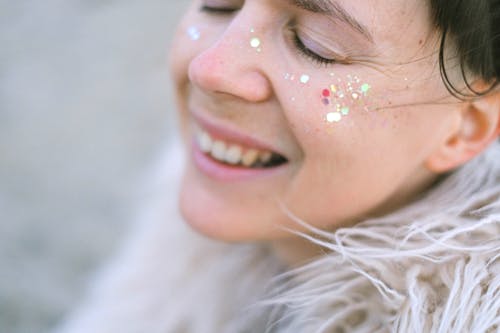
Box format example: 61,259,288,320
170,0,461,241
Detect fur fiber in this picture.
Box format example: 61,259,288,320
54,140,500,333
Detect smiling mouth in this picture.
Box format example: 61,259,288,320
195,127,288,169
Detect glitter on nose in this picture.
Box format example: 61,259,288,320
250,37,261,48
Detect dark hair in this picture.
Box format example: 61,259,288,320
430,0,500,97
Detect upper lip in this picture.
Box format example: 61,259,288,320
190,109,287,157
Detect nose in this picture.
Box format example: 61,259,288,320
188,25,273,103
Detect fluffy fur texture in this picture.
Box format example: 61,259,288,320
54,140,500,333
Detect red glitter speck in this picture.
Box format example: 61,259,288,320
322,89,330,97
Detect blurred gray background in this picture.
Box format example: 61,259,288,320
0,1,189,332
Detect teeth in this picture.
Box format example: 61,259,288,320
195,128,284,168
224,145,243,165
242,149,259,167
211,140,227,161
199,132,213,153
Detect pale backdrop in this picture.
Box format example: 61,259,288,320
0,1,189,332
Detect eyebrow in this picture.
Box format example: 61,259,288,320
287,0,374,43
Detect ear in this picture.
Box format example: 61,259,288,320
425,89,500,173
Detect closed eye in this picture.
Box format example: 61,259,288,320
292,32,337,66
200,5,239,14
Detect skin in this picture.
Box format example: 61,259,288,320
169,0,499,264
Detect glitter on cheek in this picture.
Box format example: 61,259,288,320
326,112,342,123
284,73,297,81
300,74,310,84
187,26,201,41
319,75,375,124
361,83,371,95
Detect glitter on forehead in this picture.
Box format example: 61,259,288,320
187,26,201,41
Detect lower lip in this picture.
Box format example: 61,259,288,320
191,140,287,182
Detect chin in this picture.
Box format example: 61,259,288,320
178,163,290,242
179,163,253,242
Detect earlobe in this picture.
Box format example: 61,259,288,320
425,90,500,173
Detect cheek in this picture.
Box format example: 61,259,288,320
279,72,380,143
169,8,216,86
279,107,434,228
169,26,200,85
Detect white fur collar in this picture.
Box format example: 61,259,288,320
55,141,500,333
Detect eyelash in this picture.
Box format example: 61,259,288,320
291,32,336,66
199,5,337,66
200,5,238,15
